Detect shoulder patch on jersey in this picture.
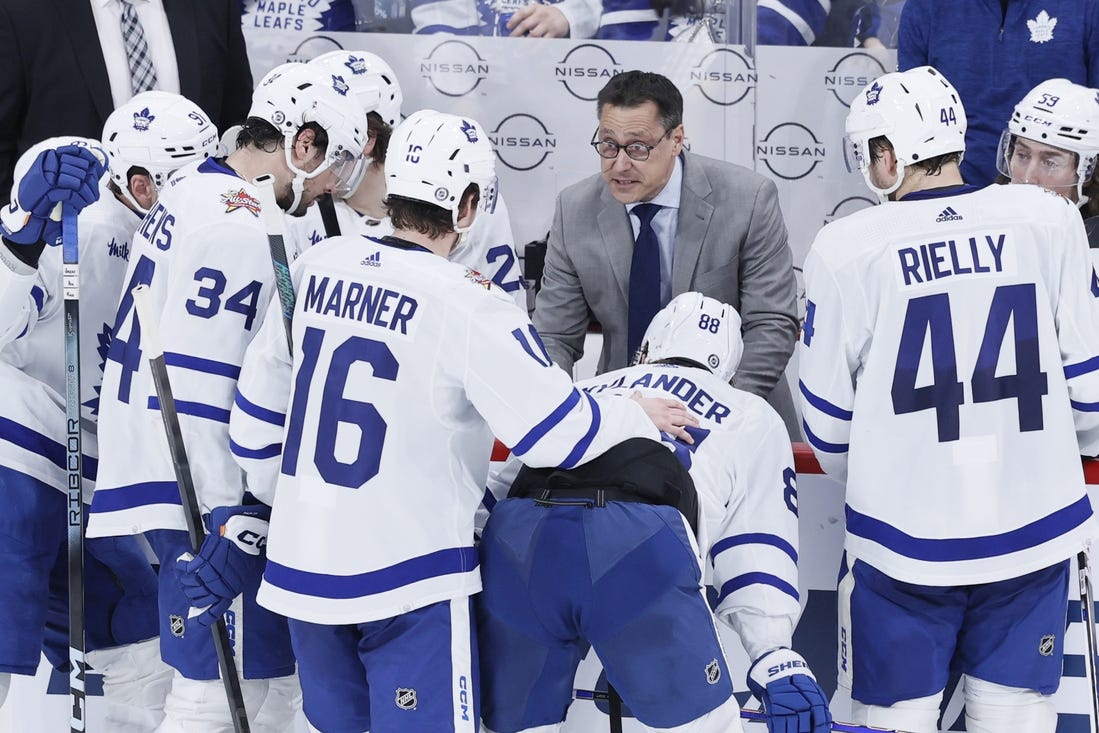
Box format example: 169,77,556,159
463,268,493,290
221,188,261,217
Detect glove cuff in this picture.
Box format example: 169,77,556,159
747,647,815,694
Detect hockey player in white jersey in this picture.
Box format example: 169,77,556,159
995,78,1099,248
478,292,830,733
0,91,219,731
88,63,369,732
800,66,1099,732
281,50,528,308
227,109,695,733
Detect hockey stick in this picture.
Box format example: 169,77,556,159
62,204,87,733
1079,549,1099,733
573,688,912,733
131,285,251,733
317,193,342,238
252,174,294,354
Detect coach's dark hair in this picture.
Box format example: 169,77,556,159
237,118,330,157
868,135,961,177
386,183,480,238
597,71,683,131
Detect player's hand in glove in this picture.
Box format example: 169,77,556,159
2,143,106,246
176,503,271,627
747,648,832,733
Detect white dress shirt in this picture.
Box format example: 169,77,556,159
90,0,180,109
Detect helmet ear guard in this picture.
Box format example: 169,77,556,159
102,91,218,214
637,292,743,384
998,78,1099,206
384,110,498,234
845,66,967,202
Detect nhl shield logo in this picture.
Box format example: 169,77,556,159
1039,634,1055,656
705,659,721,685
395,687,417,710
169,614,185,638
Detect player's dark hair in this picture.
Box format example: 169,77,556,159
597,71,683,131
387,183,480,238
237,119,330,157
868,135,961,177
367,112,392,165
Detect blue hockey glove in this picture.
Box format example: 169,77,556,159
747,648,832,733
2,145,105,246
176,503,271,627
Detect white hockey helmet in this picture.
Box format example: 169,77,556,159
308,50,403,128
638,292,743,383
384,110,498,234
997,78,1099,205
845,66,967,202
248,63,370,211
1,136,107,238
102,91,218,214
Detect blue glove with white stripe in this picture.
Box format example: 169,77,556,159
2,144,105,246
176,503,270,627
747,648,832,733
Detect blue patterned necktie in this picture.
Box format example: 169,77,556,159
119,0,158,95
627,202,662,359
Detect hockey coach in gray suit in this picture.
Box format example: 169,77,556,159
533,70,799,428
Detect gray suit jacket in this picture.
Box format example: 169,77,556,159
533,151,798,400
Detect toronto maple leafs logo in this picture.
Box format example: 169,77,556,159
344,55,368,76
133,107,155,131
331,74,350,97
1028,10,1057,43
83,323,113,417
459,120,479,143
865,81,883,106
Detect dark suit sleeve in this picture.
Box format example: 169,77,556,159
532,193,590,374
734,176,797,398
219,0,254,129
0,5,25,200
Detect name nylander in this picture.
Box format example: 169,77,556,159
303,275,418,332
584,373,732,423
897,233,1006,286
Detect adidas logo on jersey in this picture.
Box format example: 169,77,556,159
936,206,963,222
361,251,382,267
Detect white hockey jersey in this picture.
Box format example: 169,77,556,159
229,234,658,624
0,187,141,493
799,184,1099,586
568,364,799,659
284,193,528,309
88,158,275,536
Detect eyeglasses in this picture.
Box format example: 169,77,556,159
590,127,673,161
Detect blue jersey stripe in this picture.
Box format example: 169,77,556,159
716,572,800,607
1065,356,1099,379
0,415,98,481
229,438,282,460
799,380,853,421
559,393,602,469
264,546,479,600
147,396,231,423
846,495,1093,562
711,533,798,564
234,390,287,427
90,480,181,513
1072,400,1099,413
164,352,241,379
802,420,848,453
30,286,44,314
481,487,497,511
511,389,582,457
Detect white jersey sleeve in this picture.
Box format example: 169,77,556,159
0,244,41,347
799,185,1099,585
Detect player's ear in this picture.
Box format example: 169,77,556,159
128,173,157,211
291,126,322,166
456,186,479,229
